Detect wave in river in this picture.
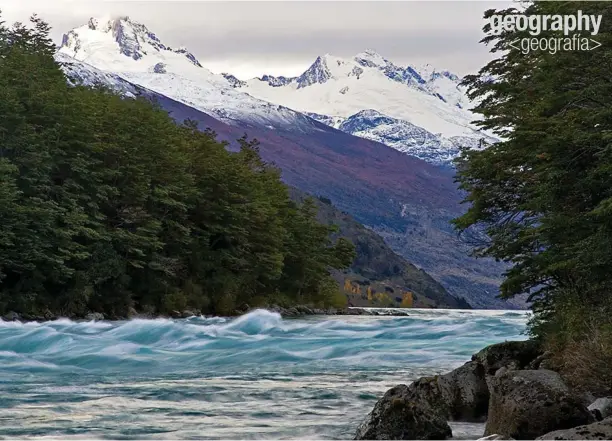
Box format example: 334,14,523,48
0,309,529,439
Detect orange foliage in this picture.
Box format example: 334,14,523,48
344,279,362,295
401,291,413,308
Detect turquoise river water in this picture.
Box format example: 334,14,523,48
0,308,529,440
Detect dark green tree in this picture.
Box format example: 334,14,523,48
0,13,356,318
454,1,612,341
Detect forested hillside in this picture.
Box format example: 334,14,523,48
289,190,472,309
0,16,356,319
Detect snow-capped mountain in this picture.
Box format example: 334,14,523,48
236,50,493,164
58,16,319,131
60,16,203,73
58,16,491,165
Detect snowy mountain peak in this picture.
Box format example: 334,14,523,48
222,72,246,88
419,64,461,83
87,16,112,31
354,49,389,68
295,55,334,89
60,16,203,70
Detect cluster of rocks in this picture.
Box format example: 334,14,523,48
355,340,612,440
3,310,59,322
1,308,202,322
245,304,357,317
234,304,417,318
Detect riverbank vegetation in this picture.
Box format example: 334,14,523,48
0,16,356,318
454,1,612,395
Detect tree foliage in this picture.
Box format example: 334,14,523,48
0,15,356,318
454,1,612,339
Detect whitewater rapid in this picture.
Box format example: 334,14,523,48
0,308,529,439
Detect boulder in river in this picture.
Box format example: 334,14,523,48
354,384,452,440
407,360,489,422
2,311,20,321
485,369,594,439
536,416,612,440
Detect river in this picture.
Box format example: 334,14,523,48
0,308,529,439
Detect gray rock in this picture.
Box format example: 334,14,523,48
3,311,20,321
182,310,195,318
296,305,313,315
495,366,509,377
354,384,452,440
170,310,182,318
85,312,104,321
537,417,612,440
407,361,489,422
472,340,543,376
589,397,612,420
236,303,250,314
285,307,301,317
485,369,594,440
152,62,167,73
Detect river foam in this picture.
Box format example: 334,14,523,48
0,309,529,439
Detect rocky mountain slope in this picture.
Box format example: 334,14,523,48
290,189,472,309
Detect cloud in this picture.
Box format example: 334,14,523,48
1,0,511,78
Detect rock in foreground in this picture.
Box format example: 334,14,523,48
407,360,489,422
354,384,452,440
472,340,543,375
537,417,612,440
485,369,594,439
589,397,612,421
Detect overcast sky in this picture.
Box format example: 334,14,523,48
2,1,513,79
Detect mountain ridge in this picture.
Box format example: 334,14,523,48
238,49,495,165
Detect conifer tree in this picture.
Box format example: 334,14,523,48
0,13,356,317
454,1,612,339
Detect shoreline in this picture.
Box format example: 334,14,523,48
354,339,610,440
1,305,525,323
